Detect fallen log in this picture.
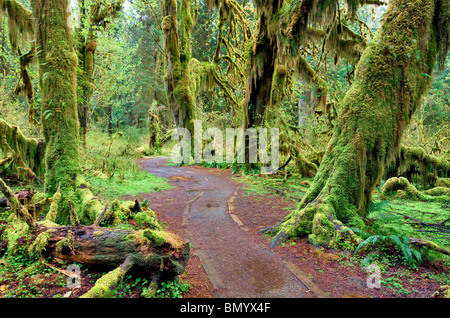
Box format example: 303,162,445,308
410,238,450,257
0,176,190,297
30,224,190,278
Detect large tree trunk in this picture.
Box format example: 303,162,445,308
271,0,448,247
31,0,103,225
244,11,279,129
161,0,197,138
32,0,80,194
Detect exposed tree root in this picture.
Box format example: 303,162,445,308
270,199,362,248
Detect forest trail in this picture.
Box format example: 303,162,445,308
137,157,313,298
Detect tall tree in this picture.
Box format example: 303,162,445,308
160,0,197,139
0,0,38,126
243,0,282,129
75,0,124,146
271,0,449,247
31,0,103,224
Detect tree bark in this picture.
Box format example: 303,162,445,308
31,224,190,278
244,10,279,129
271,0,447,247
30,0,104,225
161,0,197,137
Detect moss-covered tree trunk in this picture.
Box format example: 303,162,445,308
32,0,80,196
244,9,279,129
161,0,197,138
271,0,448,247
31,0,103,224
77,28,96,148
75,0,123,147
147,109,160,154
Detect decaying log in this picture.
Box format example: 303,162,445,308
0,177,190,297
31,224,190,278
410,238,450,257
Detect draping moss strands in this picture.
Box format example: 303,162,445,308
271,0,448,248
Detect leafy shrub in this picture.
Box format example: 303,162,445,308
355,234,422,268
155,277,191,298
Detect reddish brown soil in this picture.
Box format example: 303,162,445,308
130,157,448,299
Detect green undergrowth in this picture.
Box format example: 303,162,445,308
233,170,312,199
360,192,450,263
78,272,191,299
85,170,174,202
81,127,174,201
0,256,68,298
0,248,190,298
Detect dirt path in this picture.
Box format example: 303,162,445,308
133,157,445,299
137,157,311,298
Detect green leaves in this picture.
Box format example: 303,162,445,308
155,277,192,298
355,234,423,268
43,109,53,120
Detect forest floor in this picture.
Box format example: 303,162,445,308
1,155,448,299
121,156,449,298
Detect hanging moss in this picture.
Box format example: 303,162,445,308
0,120,45,179
272,0,446,248
0,0,33,51
2,219,30,256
